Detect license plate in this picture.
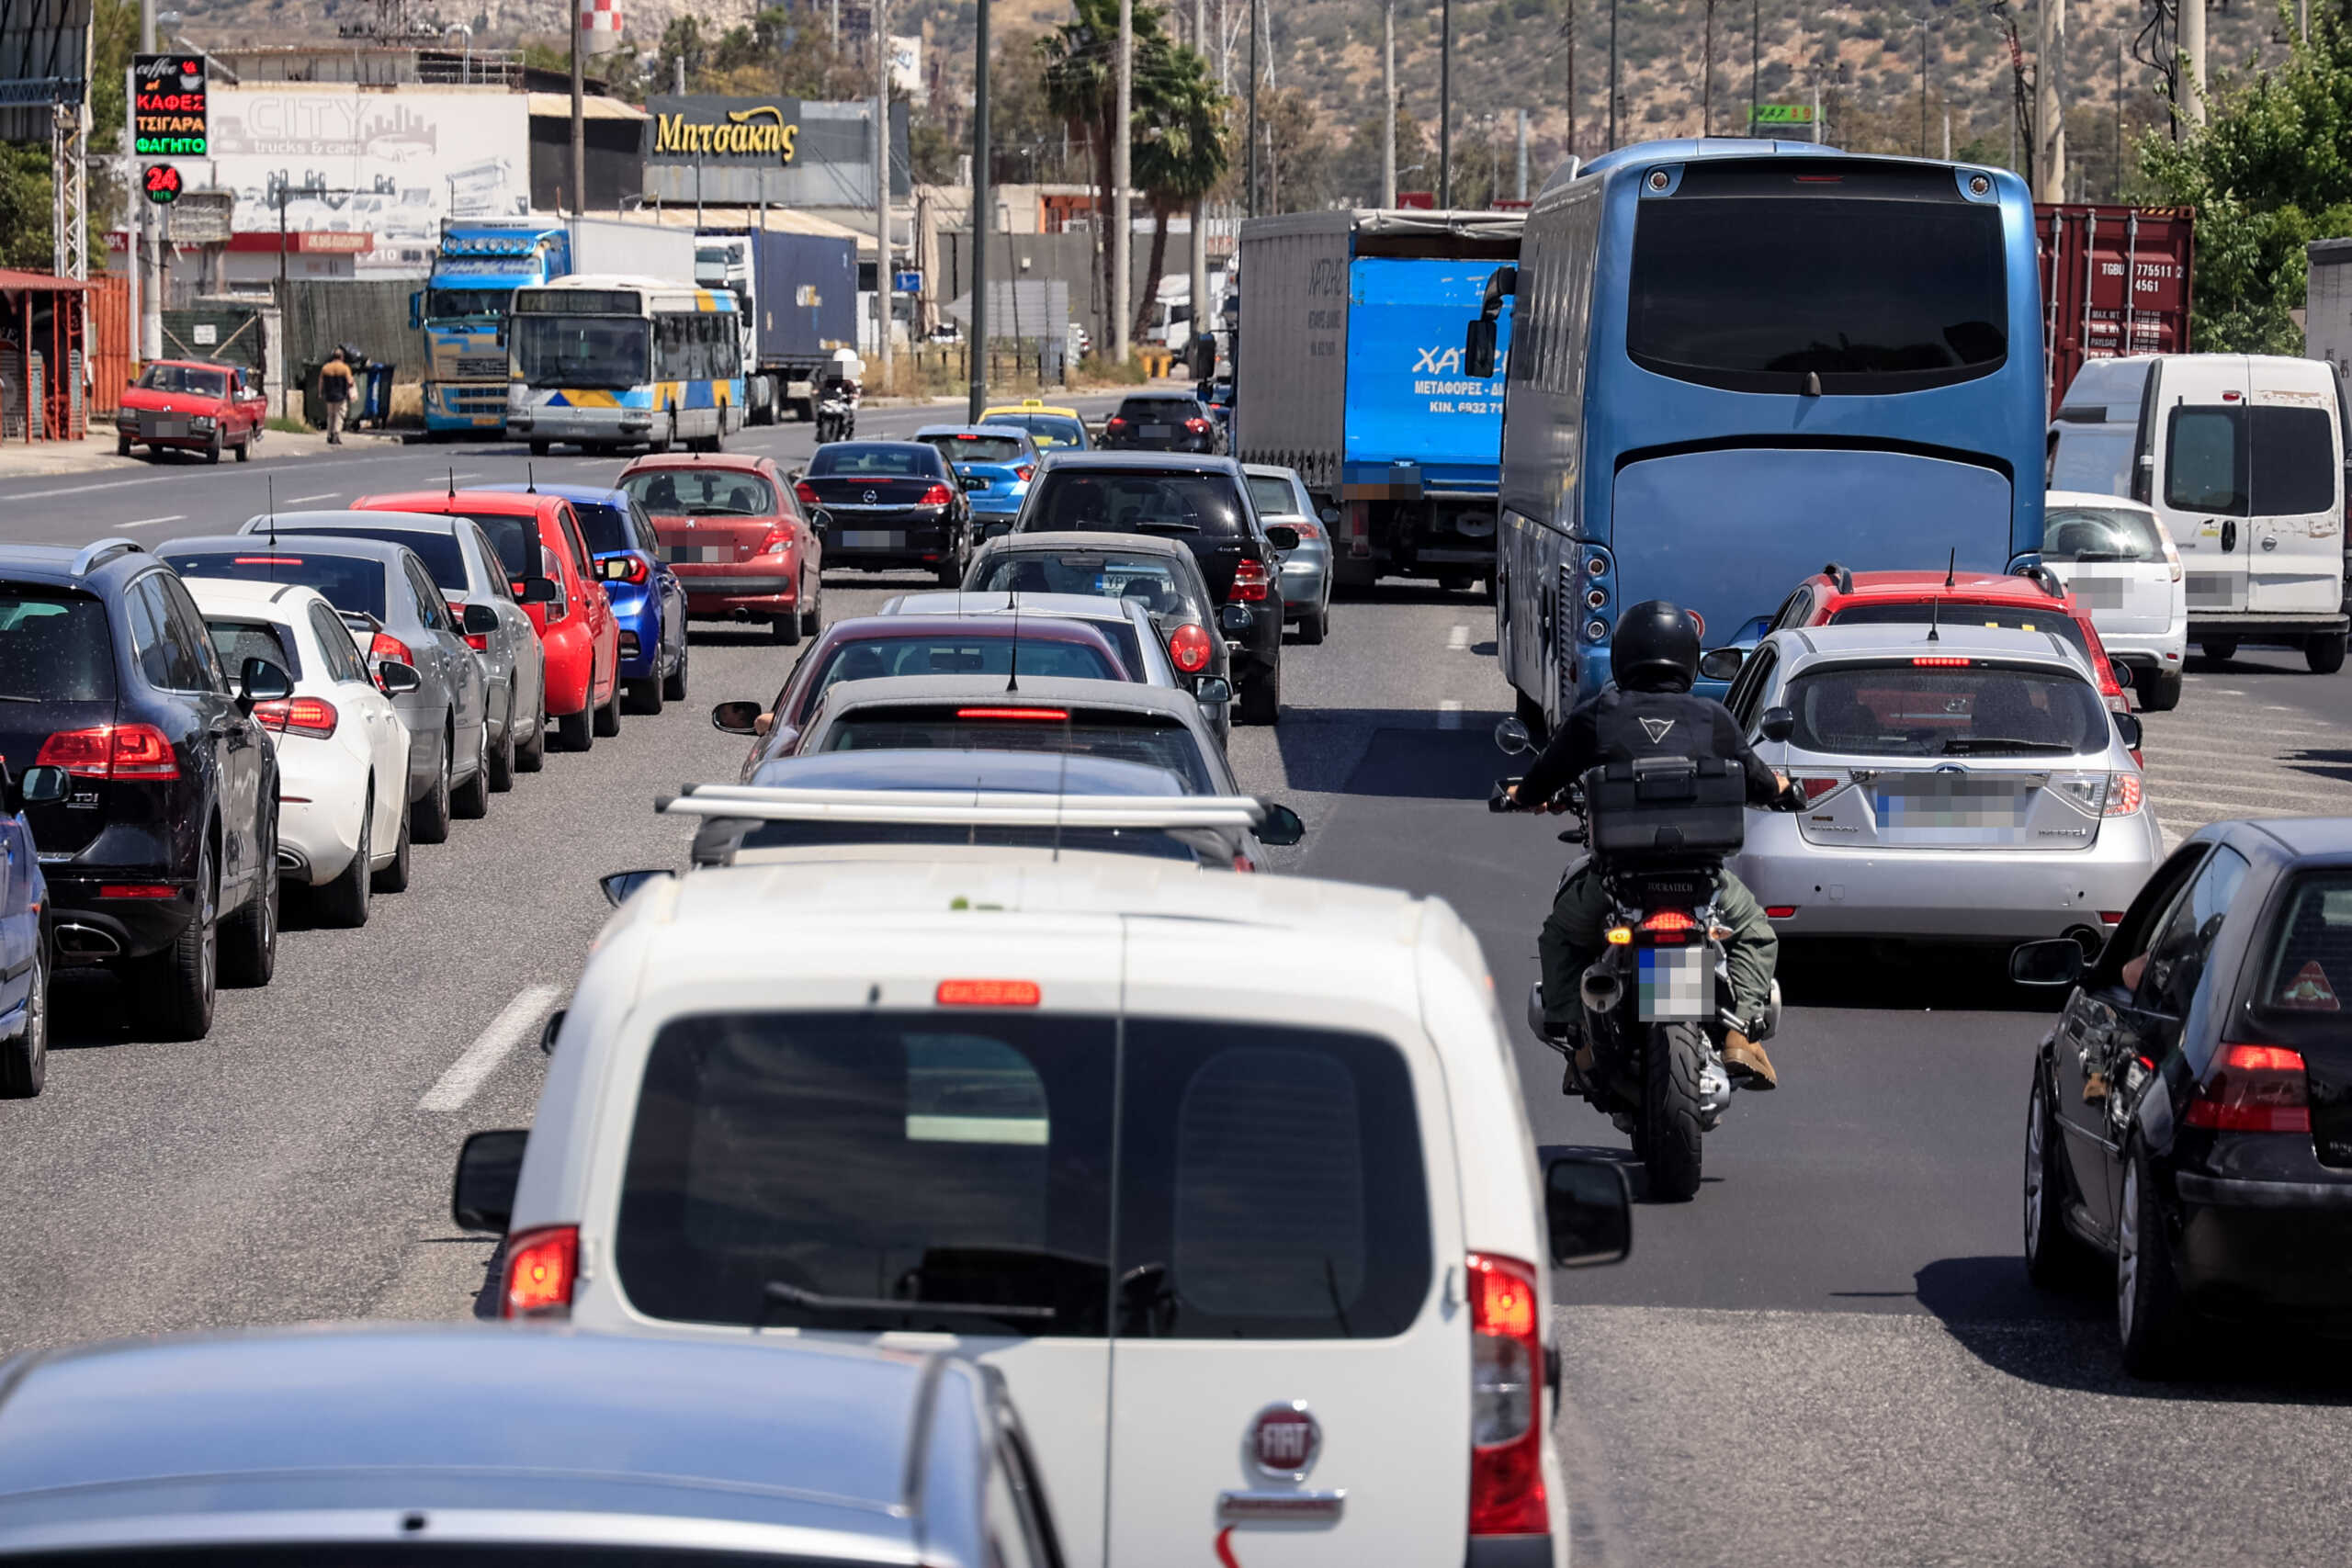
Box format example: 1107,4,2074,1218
1871,783,2030,829
840,530,901,549
2068,575,2125,608
662,545,727,563
1637,945,1713,1022
1140,423,1171,438
2186,573,2233,606
146,416,187,437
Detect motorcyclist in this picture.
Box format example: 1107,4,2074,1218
1510,600,1790,1089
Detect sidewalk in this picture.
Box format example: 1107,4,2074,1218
0,425,403,481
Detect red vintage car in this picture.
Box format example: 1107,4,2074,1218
352,490,623,751
115,359,267,463
615,453,822,646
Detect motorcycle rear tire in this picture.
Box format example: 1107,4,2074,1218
1635,1021,1706,1202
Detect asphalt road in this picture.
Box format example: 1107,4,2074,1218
5,410,2352,1567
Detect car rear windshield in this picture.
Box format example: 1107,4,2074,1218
1785,660,2109,757
159,551,388,622
1117,397,1200,420
1625,164,2007,393
1023,471,1247,538
615,1012,1430,1339
619,469,777,516
737,820,1205,862
2253,873,2352,1031
809,635,1127,695
2048,426,2137,498
1826,601,2092,661
293,525,469,592
2165,404,2340,517
140,363,227,397
807,445,944,479
0,585,115,701
924,433,1027,464
2041,505,2167,563
971,552,1198,618
821,705,1211,791
569,500,635,555
994,412,1085,446
202,616,300,682
438,513,541,580
1245,476,1304,516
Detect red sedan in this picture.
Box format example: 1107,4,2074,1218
114,359,267,463
616,453,822,646
353,490,624,751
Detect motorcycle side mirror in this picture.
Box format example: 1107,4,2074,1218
1253,801,1305,846
1545,1156,1633,1268
2114,712,2143,750
2009,937,2087,987
1494,716,1533,756
1697,647,1746,682
1758,707,1795,743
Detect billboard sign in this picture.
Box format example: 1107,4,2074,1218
134,52,208,156
0,0,93,141
646,95,800,164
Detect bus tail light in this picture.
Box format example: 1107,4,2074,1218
501,1224,579,1319
1466,1252,1548,1536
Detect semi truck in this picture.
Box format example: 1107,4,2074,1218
412,216,697,435
695,230,859,423
1231,209,1522,590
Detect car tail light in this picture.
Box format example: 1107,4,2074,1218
1285,518,1322,539
918,483,956,506
2185,1043,2311,1134
936,978,1042,1007
956,706,1069,721
2161,533,2184,582
252,696,338,739
1184,417,1211,433
462,630,489,651
1791,772,1848,805
1105,416,1128,429
1912,655,1971,667
37,723,178,780
99,884,178,898
1168,622,1214,673
795,480,822,507
2105,773,2144,817
1229,558,1271,604
501,1224,579,1319
756,525,791,556
1766,905,1798,919
1466,1252,1548,1536
1232,852,1256,872
605,554,650,584
1013,464,1035,481
1637,908,1697,935
368,631,413,667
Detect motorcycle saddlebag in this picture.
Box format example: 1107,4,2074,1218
1581,755,1746,862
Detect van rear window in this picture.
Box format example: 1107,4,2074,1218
2165,404,2339,517
615,1012,1430,1340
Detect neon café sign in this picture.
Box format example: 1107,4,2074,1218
652,105,798,161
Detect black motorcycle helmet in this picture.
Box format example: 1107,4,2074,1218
1612,600,1701,693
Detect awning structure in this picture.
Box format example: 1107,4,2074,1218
0,270,94,442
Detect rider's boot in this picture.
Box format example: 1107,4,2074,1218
1723,1029,1779,1090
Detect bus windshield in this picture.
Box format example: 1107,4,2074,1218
513,315,648,389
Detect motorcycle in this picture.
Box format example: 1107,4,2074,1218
814,387,857,445
1491,717,1800,1201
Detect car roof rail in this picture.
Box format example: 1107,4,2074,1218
71,537,145,577
659,784,1268,832
1821,560,1854,594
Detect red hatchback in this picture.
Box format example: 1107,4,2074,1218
616,454,821,647
114,359,267,463
353,490,623,751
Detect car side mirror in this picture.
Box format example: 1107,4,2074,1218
599,867,677,908
376,660,423,696
1697,647,1746,682
2009,937,2087,987
1464,317,1498,379
598,557,633,581
1254,801,1306,846
2114,712,2143,750
10,764,68,810
1263,525,1301,551
518,575,559,604
1192,675,1232,706
451,1128,527,1234
1319,505,1340,525
1546,1156,1633,1267
1494,716,1533,756
239,657,294,706
711,700,765,735
462,603,500,635
537,1008,566,1055
1758,706,1795,743
1218,604,1253,635
2109,658,2133,690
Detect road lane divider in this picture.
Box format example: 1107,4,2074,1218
1447,624,1470,651
418,984,563,1112
122,514,186,528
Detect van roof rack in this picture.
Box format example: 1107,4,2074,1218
70,538,145,577
659,784,1268,832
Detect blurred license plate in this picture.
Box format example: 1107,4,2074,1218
145,416,188,437
1141,423,1171,437
1637,945,1712,1022
662,545,727,563
841,530,901,549
2068,575,2125,608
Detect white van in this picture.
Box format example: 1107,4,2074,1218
454,791,1631,1568
2047,353,2349,671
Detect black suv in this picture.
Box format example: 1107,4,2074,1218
1011,454,1296,724
0,539,289,1040
1101,393,1222,454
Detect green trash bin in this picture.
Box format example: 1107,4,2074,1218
298,362,325,431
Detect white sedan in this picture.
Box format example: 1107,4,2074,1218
188,578,413,925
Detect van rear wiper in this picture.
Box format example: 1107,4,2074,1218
761,1279,1058,1326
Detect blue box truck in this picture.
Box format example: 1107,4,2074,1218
695,230,860,423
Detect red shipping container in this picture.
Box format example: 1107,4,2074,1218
2036,203,2195,415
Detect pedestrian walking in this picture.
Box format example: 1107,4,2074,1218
319,351,354,446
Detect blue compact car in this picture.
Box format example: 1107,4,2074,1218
0,761,59,1099
480,481,690,712
912,423,1041,542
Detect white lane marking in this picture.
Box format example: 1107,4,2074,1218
120,513,185,528
0,447,422,501
418,984,563,1112
285,492,340,503
1438,699,1464,729
450,471,482,479
1447,624,1470,651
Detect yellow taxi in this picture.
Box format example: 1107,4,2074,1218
978,398,1092,452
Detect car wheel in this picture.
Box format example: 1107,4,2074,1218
773,603,803,646
204,432,222,465
315,786,373,928
413,728,455,843
2307,633,2347,675
2023,1069,2099,1288
233,431,252,462
2141,669,2183,712
2117,1141,2189,1378
218,815,278,987
372,794,412,893
593,675,623,737
2200,639,2239,662
141,842,217,1042
662,637,690,703
515,684,548,773
0,933,47,1098
557,701,594,752
116,434,132,457
800,577,823,638
1237,661,1281,726
1294,609,1327,646
529,440,550,457
451,721,492,819
486,692,517,792
626,674,664,715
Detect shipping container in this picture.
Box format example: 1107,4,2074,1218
695,231,858,423
2037,203,2194,414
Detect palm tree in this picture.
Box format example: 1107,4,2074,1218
1041,0,1160,351
1131,47,1227,346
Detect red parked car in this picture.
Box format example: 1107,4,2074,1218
352,490,623,751
114,359,267,463
616,453,822,647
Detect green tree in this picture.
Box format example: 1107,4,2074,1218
1130,45,1227,342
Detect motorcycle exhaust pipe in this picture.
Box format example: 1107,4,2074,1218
1580,964,1622,1016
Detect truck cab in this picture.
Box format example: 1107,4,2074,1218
412,222,570,434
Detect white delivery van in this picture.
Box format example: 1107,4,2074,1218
2047,353,2349,671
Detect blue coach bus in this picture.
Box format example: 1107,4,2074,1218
1467,140,2049,725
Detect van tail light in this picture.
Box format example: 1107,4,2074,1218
1168,622,1214,673
795,480,822,507
918,483,956,506
1466,1252,1548,1536
37,723,178,780
368,631,413,668
1229,558,1271,604
2105,773,2144,817
252,696,338,739
501,1224,579,1319
2185,1043,2311,1133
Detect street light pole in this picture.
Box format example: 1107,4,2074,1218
968,0,989,418
1607,0,1619,150
1439,0,1453,208
876,0,893,382
1381,0,1396,206
570,0,585,213
1245,0,1259,216
1113,0,1132,361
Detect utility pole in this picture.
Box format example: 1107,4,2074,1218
2036,0,2067,198
1607,0,1619,151
1381,0,1396,205
1565,0,1576,160
2114,29,2123,197
139,0,160,363
2180,0,2206,128
968,0,989,417
1918,9,1928,159
1703,0,1714,137
1190,0,1210,379
875,0,893,381
1750,0,1758,134
1113,0,1132,360
1439,0,1453,208
1245,0,1259,216
570,0,585,214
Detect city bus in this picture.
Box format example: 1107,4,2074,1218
504,274,744,457
1468,140,2049,726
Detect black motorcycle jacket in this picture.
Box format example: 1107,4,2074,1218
1518,684,1781,807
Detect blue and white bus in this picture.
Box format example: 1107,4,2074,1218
1471,139,2049,724
505,274,744,457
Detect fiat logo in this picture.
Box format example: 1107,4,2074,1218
1246,1402,1320,1481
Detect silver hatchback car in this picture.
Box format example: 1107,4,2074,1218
1721,623,2163,945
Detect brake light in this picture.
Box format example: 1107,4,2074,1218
2105,773,2144,817
98,884,177,898
368,631,413,667
232,556,306,566
2185,1043,2310,1134
36,723,178,780
1184,417,1211,433
956,706,1069,721
936,978,1042,1007
754,525,792,557
501,1224,579,1319
1105,416,1128,429
1168,622,1214,673
1766,905,1798,919
1013,464,1035,481
1792,773,1847,804
918,483,956,506
1912,656,1971,667
1466,1251,1548,1536
795,480,821,507
252,696,338,739
463,632,489,651
1638,909,1697,934
1285,518,1321,538
1229,558,1271,604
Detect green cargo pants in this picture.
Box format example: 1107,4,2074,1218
1539,863,1779,1030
